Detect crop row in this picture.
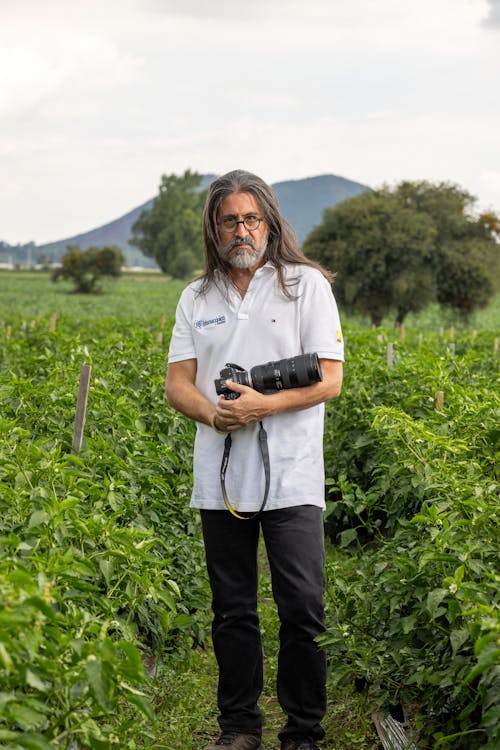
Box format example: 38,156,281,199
322,327,499,749
0,317,210,749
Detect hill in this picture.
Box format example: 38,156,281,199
272,174,369,243
11,173,369,267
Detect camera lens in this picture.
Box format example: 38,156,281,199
250,353,322,393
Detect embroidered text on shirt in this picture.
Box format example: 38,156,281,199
194,314,227,330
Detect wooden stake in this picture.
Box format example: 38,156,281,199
72,365,92,453
435,391,444,411
49,313,57,332
399,322,405,340
386,342,394,368
6,325,12,339
449,325,455,339
494,338,499,356
160,314,167,329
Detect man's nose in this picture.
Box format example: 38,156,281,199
234,221,247,236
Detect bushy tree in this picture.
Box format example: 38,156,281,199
52,245,124,293
304,181,499,325
130,169,207,278
397,181,500,318
303,190,436,326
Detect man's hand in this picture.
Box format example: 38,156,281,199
214,381,269,431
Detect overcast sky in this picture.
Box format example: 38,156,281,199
1,0,499,245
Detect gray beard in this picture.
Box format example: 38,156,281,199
220,236,268,269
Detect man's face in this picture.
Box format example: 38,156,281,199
216,191,268,271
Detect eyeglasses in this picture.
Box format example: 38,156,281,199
217,215,265,233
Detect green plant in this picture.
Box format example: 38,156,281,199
320,327,499,749
0,316,211,748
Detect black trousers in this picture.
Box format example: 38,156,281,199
200,506,326,742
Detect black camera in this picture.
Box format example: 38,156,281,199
214,352,323,400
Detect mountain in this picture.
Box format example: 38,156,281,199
36,198,157,267
272,174,369,243
34,173,369,266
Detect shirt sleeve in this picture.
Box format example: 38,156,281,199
299,269,344,361
167,287,197,363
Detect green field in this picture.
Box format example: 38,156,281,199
1,270,499,330
0,271,186,323
1,271,499,750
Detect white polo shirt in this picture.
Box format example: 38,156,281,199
168,262,344,512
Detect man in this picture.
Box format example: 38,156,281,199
166,170,344,750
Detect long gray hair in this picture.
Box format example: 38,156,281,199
198,169,332,298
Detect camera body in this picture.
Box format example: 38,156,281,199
214,364,251,400
214,353,322,400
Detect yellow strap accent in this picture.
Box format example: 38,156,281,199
222,491,253,520
220,424,270,521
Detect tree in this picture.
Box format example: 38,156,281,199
130,169,207,278
52,245,124,293
303,181,500,325
303,189,436,326
396,181,500,317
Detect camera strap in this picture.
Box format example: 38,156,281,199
220,421,270,520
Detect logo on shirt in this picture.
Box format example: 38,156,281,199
194,314,227,330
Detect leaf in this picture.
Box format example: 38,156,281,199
88,736,111,750
25,669,49,692
23,597,56,620
125,692,156,722
426,588,448,619
450,628,469,656
0,730,20,741
8,704,48,731
157,590,177,612
16,733,57,750
85,658,113,711
340,528,358,548
166,579,181,598
0,642,13,671
98,558,115,586
28,511,50,529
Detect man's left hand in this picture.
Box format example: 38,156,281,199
214,381,268,431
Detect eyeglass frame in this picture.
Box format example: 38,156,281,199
217,215,266,233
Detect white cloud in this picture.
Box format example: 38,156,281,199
482,0,500,28
0,32,141,119
0,1,144,120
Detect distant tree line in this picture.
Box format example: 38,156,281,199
0,240,38,266
64,170,499,322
